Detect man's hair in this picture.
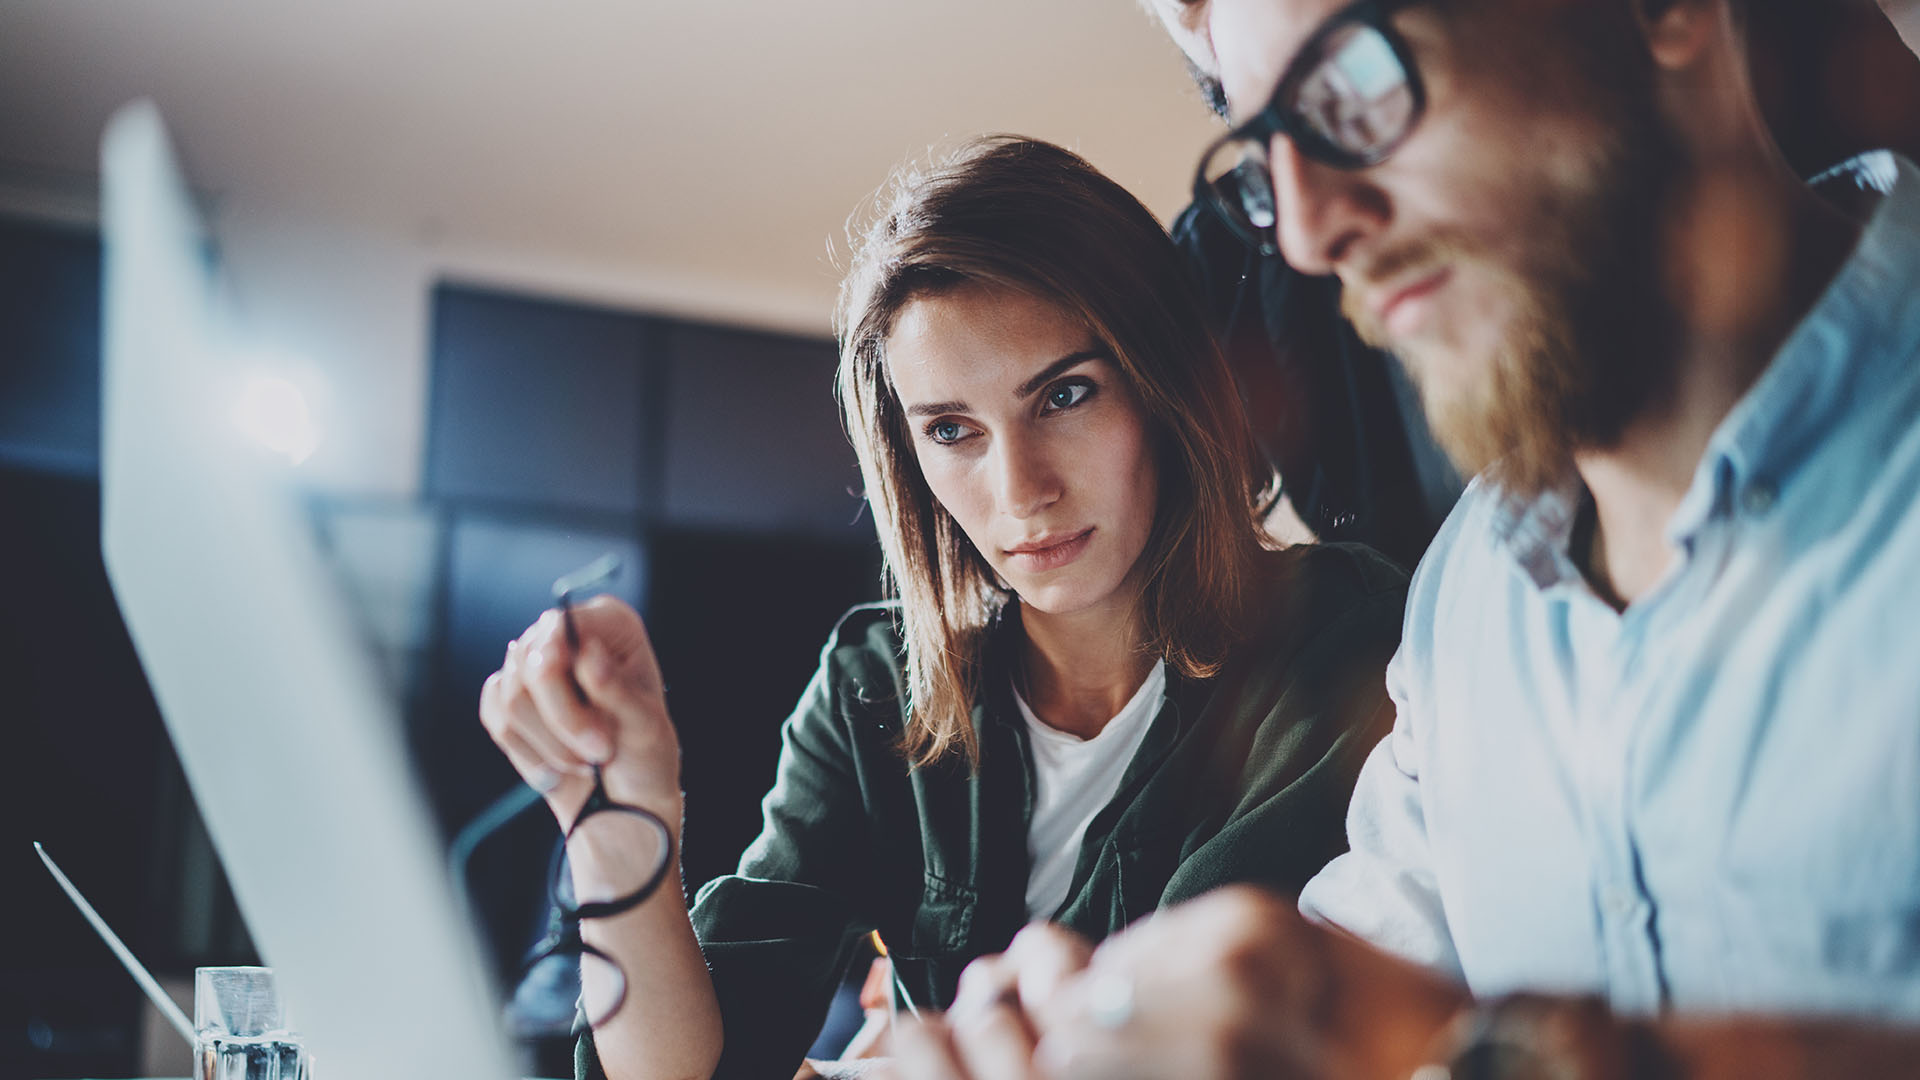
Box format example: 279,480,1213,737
835,136,1273,769
1133,0,1233,120
1187,57,1232,122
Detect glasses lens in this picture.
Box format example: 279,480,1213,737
1199,138,1278,244
1291,22,1413,161
505,947,626,1038
553,806,673,913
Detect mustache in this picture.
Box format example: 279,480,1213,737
1338,235,1473,344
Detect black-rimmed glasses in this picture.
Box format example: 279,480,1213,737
503,764,673,1037
1193,0,1429,255
451,554,675,1039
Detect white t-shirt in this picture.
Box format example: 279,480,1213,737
1013,660,1167,922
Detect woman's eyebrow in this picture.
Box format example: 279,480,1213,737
1014,350,1106,399
903,349,1107,418
905,397,968,418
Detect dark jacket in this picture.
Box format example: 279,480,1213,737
1172,201,1462,569
578,543,1406,1080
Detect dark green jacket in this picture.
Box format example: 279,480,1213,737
579,543,1405,1080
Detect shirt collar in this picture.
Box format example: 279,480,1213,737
1665,151,1920,544
1488,472,1589,592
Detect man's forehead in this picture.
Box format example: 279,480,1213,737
1145,0,1217,71
1207,0,1353,122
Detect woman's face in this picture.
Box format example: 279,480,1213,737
884,282,1160,623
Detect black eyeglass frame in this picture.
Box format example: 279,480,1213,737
539,552,673,921
1192,0,1431,253
447,552,676,1038
459,763,673,1038
545,766,675,922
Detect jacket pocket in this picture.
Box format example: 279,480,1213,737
885,872,980,1010
1112,830,1188,926
902,870,977,957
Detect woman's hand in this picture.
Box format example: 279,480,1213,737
890,923,1093,1080
482,597,725,1080
478,595,683,831
896,888,1467,1080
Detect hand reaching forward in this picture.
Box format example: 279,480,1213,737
478,595,683,831
895,887,1467,1080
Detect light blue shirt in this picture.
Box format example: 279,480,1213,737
1299,152,1920,1020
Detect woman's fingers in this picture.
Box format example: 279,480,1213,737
481,626,602,805
477,596,683,819
480,597,684,809
520,598,670,761
573,594,666,694
951,993,1043,1080
1005,923,1095,1018
494,725,564,794
523,627,616,764
575,636,655,721
952,952,1019,1021
893,1006,1045,1080
486,635,592,769
501,672,596,776
892,1017,977,1080
931,925,1092,1080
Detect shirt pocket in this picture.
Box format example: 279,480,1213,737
1716,886,1920,1017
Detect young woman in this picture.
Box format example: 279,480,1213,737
478,136,1406,1080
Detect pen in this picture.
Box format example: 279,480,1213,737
868,931,921,1022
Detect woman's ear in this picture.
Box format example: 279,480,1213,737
1635,0,1725,71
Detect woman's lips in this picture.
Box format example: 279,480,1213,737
1003,527,1095,572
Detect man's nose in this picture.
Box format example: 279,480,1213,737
1267,135,1387,276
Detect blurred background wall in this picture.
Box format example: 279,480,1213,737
1,1,1917,1077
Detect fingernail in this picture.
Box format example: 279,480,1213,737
527,766,561,794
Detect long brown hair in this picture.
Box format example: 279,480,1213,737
836,136,1274,769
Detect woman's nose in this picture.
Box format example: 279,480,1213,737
992,436,1063,520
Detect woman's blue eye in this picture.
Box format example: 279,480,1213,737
1044,381,1093,412
929,421,964,443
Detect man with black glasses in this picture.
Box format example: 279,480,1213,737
1160,9,1463,573
891,1,1920,1077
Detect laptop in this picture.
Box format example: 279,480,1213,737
99,100,520,1080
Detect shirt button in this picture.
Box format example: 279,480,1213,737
1742,483,1776,515
1604,890,1636,917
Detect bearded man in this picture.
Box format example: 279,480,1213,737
889,0,1920,1077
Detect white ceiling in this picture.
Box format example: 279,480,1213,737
0,0,1222,332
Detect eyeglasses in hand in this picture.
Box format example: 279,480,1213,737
499,764,673,1038
451,554,674,1039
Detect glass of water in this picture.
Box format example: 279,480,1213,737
195,967,310,1080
